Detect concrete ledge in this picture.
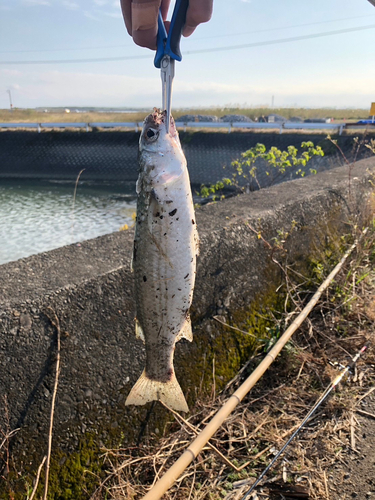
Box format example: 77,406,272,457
1,157,375,488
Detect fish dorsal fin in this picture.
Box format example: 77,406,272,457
176,315,193,342
135,318,145,343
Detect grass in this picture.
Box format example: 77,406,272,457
0,109,147,124
89,221,375,500
175,106,369,122
0,107,370,124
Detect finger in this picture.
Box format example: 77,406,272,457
120,0,132,35
182,0,213,37
164,20,171,34
160,0,171,21
132,0,161,49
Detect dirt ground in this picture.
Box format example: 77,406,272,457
330,395,375,500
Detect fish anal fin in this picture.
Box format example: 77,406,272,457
176,315,193,342
125,369,189,412
135,318,145,343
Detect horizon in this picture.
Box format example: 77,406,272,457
0,105,372,111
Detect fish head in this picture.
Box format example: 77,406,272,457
140,108,181,151
139,109,186,190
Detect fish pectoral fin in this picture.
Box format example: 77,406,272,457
125,369,189,412
135,318,145,343
176,315,193,342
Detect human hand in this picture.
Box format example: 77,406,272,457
120,0,213,50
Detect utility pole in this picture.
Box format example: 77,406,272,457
271,95,274,108
6,89,13,111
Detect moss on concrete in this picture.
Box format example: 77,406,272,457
46,436,102,500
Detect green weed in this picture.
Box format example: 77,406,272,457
198,141,324,201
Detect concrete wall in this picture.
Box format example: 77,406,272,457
1,157,375,493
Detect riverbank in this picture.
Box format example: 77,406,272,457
1,156,375,498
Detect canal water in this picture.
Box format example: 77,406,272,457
0,179,137,265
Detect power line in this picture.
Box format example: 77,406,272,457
186,23,375,55
1,13,374,54
0,43,132,54
195,13,375,40
0,54,151,65
1,23,375,65
2,15,375,56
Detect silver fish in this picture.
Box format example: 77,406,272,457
125,109,199,412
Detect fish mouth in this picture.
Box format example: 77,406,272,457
144,108,177,138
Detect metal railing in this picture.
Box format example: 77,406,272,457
0,121,373,135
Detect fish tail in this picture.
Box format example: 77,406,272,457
125,369,189,412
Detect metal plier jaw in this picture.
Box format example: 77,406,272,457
160,55,175,134
154,0,189,134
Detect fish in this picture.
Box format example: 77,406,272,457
125,109,199,413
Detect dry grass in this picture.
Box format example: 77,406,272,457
0,110,147,124
0,107,370,124
176,107,369,122
89,225,375,500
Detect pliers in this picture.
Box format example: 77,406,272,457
154,0,189,134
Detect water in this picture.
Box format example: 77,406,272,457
0,179,137,265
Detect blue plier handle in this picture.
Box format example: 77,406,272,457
154,0,189,69
154,0,188,133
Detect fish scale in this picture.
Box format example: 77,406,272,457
126,109,198,412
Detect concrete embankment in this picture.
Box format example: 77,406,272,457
0,129,367,186
0,156,375,496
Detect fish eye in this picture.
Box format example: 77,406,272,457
145,128,158,141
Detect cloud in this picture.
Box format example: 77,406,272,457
1,66,373,110
103,10,122,18
84,4,122,21
62,1,80,10
0,69,23,79
2,69,23,77
22,0,51,5
83,10,100,20
0,68,160,108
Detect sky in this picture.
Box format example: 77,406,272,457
1,0,375,110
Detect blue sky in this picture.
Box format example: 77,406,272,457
1,0,375,110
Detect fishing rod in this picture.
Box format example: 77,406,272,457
242,344,368,500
